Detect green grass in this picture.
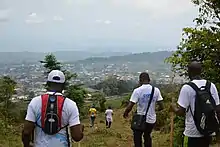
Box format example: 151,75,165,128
2,98,220,147
105,98,123,109
73,109,170,147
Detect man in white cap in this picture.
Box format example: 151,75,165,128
22,70,84,147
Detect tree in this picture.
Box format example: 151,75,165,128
165,0,220,90
65,85,86,109
40,54,61,73
92,92,106,112
0,76,16,122
40,54,76,89
93,76,135,96
40,54,86,112
165,0,220,146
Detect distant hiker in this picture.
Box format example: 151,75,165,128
22,70,84,147
105,106,113,128
123,72,164,147
89,104,97,127
171,61,220,147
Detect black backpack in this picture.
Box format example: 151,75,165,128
186,81,220,136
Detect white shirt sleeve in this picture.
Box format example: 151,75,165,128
156,88,163,101
211,83,220,105
25,99,36,122
177,85,190,109
130,89,139,103
68,101,80,127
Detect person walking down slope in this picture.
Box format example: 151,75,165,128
171,61,220,147
105,106,113,128
89,104,97,128
22,70,84,147
123,72,164,147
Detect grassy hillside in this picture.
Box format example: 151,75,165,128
72,109,170,147
1,98,219,147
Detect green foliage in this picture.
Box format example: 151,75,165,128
0,76,17,122
165,0,220,90
40,54,86,114
173,116,185,147
121,94,131,107
93,76,135,96
105,98,123,109
40,54,77,89
40,54,61,72
92,92,106,112
165,0,220,145
65,85,86,110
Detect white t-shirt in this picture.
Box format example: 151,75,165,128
105,109,113,122
130,84,163,124
25,92,80,147
177,80,220,137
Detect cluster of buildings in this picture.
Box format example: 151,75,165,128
0,61,185,100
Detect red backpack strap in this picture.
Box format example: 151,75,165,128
41,94,49,128
57,95,66,128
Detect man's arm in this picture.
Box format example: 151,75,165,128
22,121,35,147
123,89,138,118
69,102,84,142
22,100,36,147
171,85,189,116
70,124,84,142
123,102,135,118
156,88,164,111
157,101,164,111
211,84,220,114
171,104,186,116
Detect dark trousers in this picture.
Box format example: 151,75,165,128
106,119,112,128
90,116,96,127
188,136,212,147
133,123,155,147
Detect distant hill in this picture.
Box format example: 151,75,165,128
74,51,173,73
76,51,172,63
0,51,130,65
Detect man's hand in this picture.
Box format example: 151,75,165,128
123,102,135,119
170,103,177,112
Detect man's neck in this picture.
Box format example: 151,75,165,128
142,82,150,85
47,88,62,92
190,75,202,80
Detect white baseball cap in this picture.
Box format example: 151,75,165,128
47,70,65,84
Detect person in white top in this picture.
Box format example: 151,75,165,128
123,72,164,147
22,70,84,147
105,106,113,128
171,61,220,147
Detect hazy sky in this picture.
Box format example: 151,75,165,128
0,0,198,52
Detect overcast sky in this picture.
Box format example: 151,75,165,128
0,0,198,52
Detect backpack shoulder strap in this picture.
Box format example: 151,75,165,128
185,82,200,93
205,80,211,91
57,96,69,147
57,95,66,128
145,86,155,116
41,94,49,128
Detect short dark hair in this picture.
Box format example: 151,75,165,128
139,72,150,82
188,61,202,76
